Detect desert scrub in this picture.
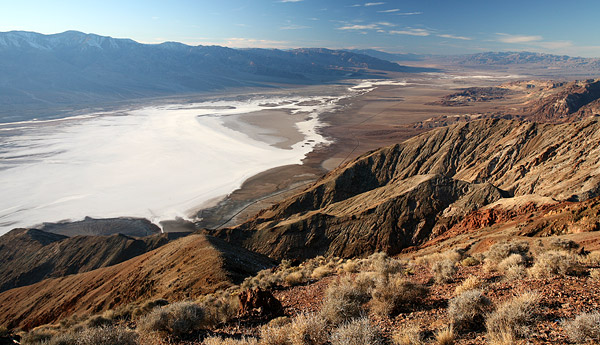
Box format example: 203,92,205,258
203,336,258,345
497,253,527,280
563,311,600,344
311,263,335,280
138,301,207,337
460,256,480,267
321,276,371,325
483,240,531,272
486,291,539,342
0,326,9,338
391,322,423,345
448,289,491,331
85,315,113,328
329,317,383,345
547,238,580,252
371,275,428,317
529,250,583,278
415,250,462,267
454,276,484,296
199,291,239,325
78,326,139,345
21,330,54,345
131,298,169,319
288,313,328,345
583,251,600,266
434,326,454,345
431,259,457,284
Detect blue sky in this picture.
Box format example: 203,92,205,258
1,0,599,57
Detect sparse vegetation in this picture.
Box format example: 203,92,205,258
391,322,423,345
483,240,531,272
288,313,328,345
497,253,527,280
529,250,583,278
454,276,484,296
321,276,370,325
448,289,491,331
329,317,383,345
371,275,428,317
548,238,580,252
138,301,207,336
203,336,258,345
486,291,539,342
434,326,455,345
563,311,600,344
77,326,139,345
431,259,457,284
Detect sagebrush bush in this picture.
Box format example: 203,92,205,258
311,265,334,280
484,240,530,269
21,330,54,345
285,271,306,286
321,276,370,325
486,291,538,342
454,276,483,296
260,323,291,345
431,259,457,284
77,326,139,345
563,312,600,344
329,317,383,345
85,315,113,328
590,269,600,280
203,335,258,345
460,256,480,267
584,251,600,266
497,254,527,280
448,290,491,331
548,238,579,252
132,298,169,319
199,291,239,325
371,275,428,317
529,250,583,278
391,322,423,345
288,313,328,345
138,301,207,336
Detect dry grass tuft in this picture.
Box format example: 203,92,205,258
329,317,383,345
259,322,290,345
454,276,484,296
497,254,527,280
391,322,423,345
77,326,139,345
203,335,258,345
486,291,539,342
288,313,328,345
434,326,455,345
138,301,207,337
529,250,583,278
371,275,428,317
563,311,600,344
321,276,371,325
448,290,491,331
460,257,480,267
431,259,457,284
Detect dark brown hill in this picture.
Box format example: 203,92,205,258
38,216,161,237
0,234,274,330
526,79,600,121
209,118,600,259
0,229,186,293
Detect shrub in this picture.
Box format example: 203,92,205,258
431,259,457,284
448,290,491,331
486,291,538,342
203,336,258,345
329,317,383,345
260,323,291,345
85,315,113,328
434,326,454,345
311,265,334,280
200,292,239,325
321,276,370,325
288,313,328,345
485,240,530,263
590,269,600,280
21,330,54,345
285,271,306,286
47,333,78,345
77,326,139,345
563,312,600,344
584,251,600,266
454,276,483,296
0,326,9,338
548,238,579,252
529,250,583,278
460,257,480,267
138,301,207,336
391,322,423,345
497,254,527,280
371,275,428,317
132,298,169,318
341,260,360,273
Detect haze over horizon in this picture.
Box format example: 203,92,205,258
2,0,600,57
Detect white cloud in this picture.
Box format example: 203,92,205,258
278,0,303,2
496,33,543,43
389,28,431,36
377,22,396,27
280,24,311,30
437,34,471,41
378,9,399,13
396,12,422,15
338,24,379,30
365,2,385,6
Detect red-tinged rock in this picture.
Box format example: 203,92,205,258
239,288,284,318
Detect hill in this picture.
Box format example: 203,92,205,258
209,118,600,259
0,233,274,329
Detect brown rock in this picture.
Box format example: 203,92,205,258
239,288,284,318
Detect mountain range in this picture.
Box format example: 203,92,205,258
0,30,429,122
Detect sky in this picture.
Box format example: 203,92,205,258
1,0,599,57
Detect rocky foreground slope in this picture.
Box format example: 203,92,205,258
210,117,600,259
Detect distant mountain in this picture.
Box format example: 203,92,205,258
433,51,600,68
348,49,425,62
0,31,431,122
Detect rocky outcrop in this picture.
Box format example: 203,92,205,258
527,79,600,121
38,216,161,237
239,288,284,318
209,118,600,259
